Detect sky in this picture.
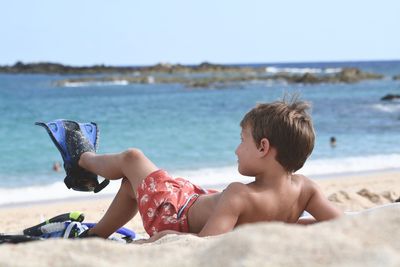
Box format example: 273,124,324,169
1,0,399,66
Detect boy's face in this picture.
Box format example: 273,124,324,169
235,126,260,176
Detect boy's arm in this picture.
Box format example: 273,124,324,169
133,230,188,244
305,183,343,221
197,183,245,237
296,217,318,225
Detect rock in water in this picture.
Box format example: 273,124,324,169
381,94,400,101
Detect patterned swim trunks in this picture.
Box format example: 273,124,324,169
136,169,218,237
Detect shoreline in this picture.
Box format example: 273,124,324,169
0,192,115,210
309,166,400,180
1,168,399,209
0,169,398,211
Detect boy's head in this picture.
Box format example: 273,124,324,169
240,97,315,173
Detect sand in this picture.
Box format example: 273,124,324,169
0,171,399,267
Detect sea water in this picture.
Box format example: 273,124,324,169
0,61,399,205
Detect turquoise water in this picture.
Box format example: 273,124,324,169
1,61,400,196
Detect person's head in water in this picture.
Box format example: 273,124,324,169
330,136,337,148
53,161,61,172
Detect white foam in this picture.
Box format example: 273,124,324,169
371,103,400,113
170,166,251,189
0,180,122,207
299,153,400,176
265,66,342,74
1,153,400,206
63,80,129,87
147,76,155,84
175,154,400,184
324,68,342,74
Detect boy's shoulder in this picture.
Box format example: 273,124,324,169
293,173,322,197
293,173,314,184
223,182,250,196
207,182,250,218
220,182,251,204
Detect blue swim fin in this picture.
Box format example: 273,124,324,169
36,119,109,193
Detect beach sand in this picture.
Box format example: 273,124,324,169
0,171,399,267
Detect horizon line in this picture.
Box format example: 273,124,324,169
1,58,400,68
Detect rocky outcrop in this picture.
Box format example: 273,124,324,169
333,68,383,83
272,68,383,85
0,61,385,88
293,73,321,84
0,61,265,75
55,68,384,88
394,74,400,80
0,61,140,74
381,94,400,101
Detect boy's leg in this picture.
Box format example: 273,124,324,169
79,148,158,195
90,178,138,238
78,148,158,237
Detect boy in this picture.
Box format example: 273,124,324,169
62,98,343,242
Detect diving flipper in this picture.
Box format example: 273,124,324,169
0,235,42,244
23,211,85,236
36,119,109,193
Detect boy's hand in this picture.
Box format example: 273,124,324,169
132,230,188,244
296,217,317,225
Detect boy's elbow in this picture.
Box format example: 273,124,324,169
333,209,345,219
318,207,344,222
198,229,214,237
197,231,208,238
198,227,228,237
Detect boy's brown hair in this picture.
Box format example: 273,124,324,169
240,97,315,173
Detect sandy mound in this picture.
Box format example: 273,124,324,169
1,205,399,267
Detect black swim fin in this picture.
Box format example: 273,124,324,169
0,234,42,244
36,119,109,193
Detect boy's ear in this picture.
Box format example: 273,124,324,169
258,138,270,156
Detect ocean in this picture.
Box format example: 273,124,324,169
1,60,400,205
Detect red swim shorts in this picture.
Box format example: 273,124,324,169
136,169,218,237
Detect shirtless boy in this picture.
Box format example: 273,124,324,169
68,98,343,241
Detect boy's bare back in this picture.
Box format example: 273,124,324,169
188,174,341,236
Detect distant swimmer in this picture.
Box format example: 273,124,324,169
53,161,61,172
330,136,337,148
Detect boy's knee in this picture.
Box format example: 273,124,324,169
122,148,145,163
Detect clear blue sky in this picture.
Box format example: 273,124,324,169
1,0,399,66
